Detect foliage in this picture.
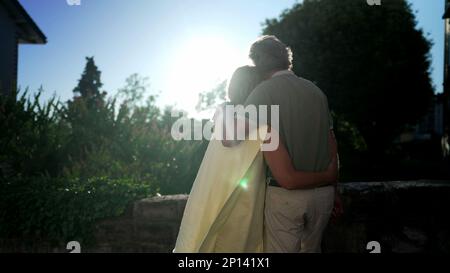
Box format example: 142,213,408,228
0,57,209,243
196,80,227,111
0,176,152,244
262,0,433,156
0,89,68,178
62,70,207,194
73,56,105,103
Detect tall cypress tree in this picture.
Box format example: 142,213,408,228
66,57,109,167
73,57,105,104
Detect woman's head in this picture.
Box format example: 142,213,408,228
228,66,263,105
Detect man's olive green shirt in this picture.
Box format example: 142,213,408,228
244,70,332,173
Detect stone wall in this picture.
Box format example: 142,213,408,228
322,181,450,253
1,181,450,253
92,194,188,253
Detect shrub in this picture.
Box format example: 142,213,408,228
0,176,154,244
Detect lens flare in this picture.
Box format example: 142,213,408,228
239,178,249,189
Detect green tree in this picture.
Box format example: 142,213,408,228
263,0,433,157
64,57,113,175
196,80,227,112
0,89,67,178
73,57,105,103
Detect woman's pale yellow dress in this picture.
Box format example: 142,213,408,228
173,123,269,253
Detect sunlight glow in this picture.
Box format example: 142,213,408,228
166,35,249,117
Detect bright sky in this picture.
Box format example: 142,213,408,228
18,0,444,118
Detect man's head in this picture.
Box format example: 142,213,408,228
249,35,293,76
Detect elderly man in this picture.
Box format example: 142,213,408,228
244,35,339,253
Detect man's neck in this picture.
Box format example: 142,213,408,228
266,69,293,79
265,70,282,80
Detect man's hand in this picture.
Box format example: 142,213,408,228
325,156,338,184
331,190,344,223
325,129,339,183
221,139,233,147
221,139,241,148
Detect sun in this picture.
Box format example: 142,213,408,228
166,35,248,117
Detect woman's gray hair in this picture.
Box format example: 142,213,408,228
249,35,293,74
228,66,262,105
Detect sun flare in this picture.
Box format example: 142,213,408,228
167,35,248,117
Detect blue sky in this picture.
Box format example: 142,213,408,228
17,0,444,117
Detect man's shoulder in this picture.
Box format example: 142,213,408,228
249,73,327,102
294,76,328,100
262,73,315,89
262,74,324,95
294,76,321,91
251,74,292,96
254,77,279,92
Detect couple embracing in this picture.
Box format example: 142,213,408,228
174,35,342,253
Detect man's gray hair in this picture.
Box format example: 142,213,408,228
249,35,293,74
